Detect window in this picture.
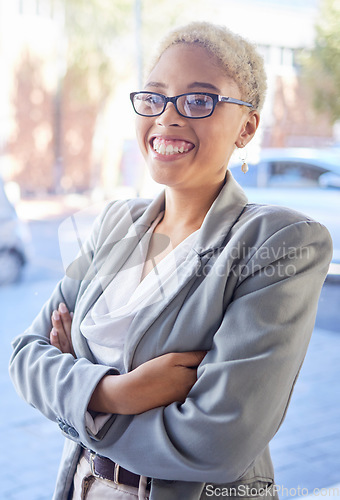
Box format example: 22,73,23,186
18,0,54,18
268,161,328,187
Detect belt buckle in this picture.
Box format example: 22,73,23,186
114,463,120,485
89,451,101,479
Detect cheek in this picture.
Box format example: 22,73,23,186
198,122,237,168
198,123,227,156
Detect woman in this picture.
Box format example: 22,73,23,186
10,22,332,500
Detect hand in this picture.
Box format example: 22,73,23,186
89,351,207,415
127,351,207,412
50,303,75,357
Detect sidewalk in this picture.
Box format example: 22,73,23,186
16,193,340,283
16,193,95,221
270,325,340,496
15,187,137,221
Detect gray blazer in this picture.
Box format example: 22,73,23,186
9,172,332,500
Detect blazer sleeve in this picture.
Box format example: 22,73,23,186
75,219,332,483
8,202,120,438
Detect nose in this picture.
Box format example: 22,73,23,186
156,102,186,127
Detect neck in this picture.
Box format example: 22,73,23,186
161,180,225,231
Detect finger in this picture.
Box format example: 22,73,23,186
176,351,207,367
50,327,62,351
58,303,72,333
58,304,76,356
52,310,66,335
193,350,208,365
58,304,75,356
51,310,72,353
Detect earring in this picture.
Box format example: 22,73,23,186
239,144,249,174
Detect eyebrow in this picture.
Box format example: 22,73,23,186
144,81,221,93
187,82,221,93
144,81,168,89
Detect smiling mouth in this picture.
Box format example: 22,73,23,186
151,137,195,156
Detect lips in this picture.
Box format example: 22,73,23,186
151,136,195,156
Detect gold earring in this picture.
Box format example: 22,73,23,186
239,145,249,174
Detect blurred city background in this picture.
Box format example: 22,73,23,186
0,0,339,499
0,0,339,200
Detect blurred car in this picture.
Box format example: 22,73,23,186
230,147,340,189
229,148,340,265
0,177,30,285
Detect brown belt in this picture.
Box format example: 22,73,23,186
83,449,150,490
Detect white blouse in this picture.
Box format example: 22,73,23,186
81,213,199,434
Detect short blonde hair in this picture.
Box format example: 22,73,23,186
148,21,267,111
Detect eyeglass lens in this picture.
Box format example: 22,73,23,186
133,93,164,116
133,93,214,117
180,94,214,117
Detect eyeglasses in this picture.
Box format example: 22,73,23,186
130,91,253,119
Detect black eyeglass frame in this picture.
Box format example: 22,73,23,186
130,91,253,119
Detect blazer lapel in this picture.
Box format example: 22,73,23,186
73,170,248,363
124,170,248,370
124,248,202,370
193,170,248,255
72,192,166,359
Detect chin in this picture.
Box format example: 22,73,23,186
147,164,187,188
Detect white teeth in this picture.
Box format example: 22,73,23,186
152,139,191,155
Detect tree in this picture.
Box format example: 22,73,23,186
50,0,135,192
60,0,135,106
302,0,340,124
56,0,213,193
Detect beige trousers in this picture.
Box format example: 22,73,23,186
71,455,150,500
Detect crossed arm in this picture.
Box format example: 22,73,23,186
50,303,206,416
10,216,333,485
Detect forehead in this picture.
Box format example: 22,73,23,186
145,43,240,96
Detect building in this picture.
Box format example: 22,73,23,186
0,0,335,197
212,0,334,149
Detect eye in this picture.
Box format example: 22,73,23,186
186,94,213,109
133,93,165,115
190,96,206,106
141,93,163,106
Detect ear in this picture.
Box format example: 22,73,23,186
235,110,260,148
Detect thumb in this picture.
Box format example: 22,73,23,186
181,350,207,368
